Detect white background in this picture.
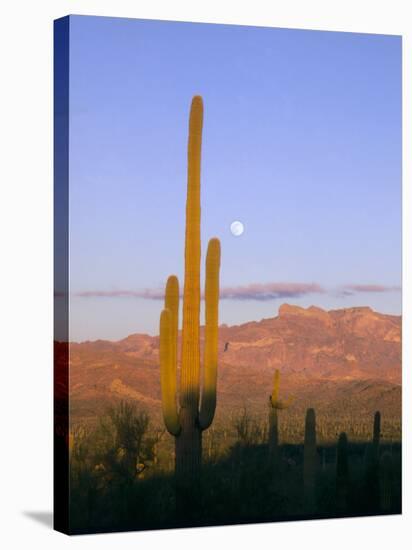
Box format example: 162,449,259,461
0,0,410,548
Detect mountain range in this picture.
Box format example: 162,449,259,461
64,304,401,429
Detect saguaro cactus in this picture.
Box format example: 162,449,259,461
159,96,221,487
336,432,349,514
268,369,293,461
364,410,381,512
303,408,317,513
379,452,393,513
373,410,381,454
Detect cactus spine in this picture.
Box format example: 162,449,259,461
159,96,221,486
303,408,317,513
268,369,293,461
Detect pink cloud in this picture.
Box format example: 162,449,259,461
341,284,401,294
219,282,325,301
75,289,165,300
73,282,400,301
74,282,324,301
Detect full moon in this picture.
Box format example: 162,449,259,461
230,220,244,237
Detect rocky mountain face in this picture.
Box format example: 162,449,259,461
65,304,401,426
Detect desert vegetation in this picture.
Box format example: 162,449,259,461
68,401,401,533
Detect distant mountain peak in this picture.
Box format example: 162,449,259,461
278,303,328,320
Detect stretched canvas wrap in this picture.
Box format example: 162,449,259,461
54,15,402,535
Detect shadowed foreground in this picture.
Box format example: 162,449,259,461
68,403,401,534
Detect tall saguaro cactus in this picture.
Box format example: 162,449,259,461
159,96,221,488
268,369,293,461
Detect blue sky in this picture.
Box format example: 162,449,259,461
66,15,401,341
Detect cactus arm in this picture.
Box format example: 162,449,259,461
180,95,203,412
165,275,179,375
199,238,221,430
274,396,295,410
159,308,181,436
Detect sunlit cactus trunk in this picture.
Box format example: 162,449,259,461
268,369,293,463
159,96,221,504
303,408,317,514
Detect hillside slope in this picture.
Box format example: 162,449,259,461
63,304,401,428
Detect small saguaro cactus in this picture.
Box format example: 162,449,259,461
268,369,293,461
303,408,317,513
379,451,393,513
336,432,349,514
364,410,381,512
373,410,381,454
159,96,221,488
